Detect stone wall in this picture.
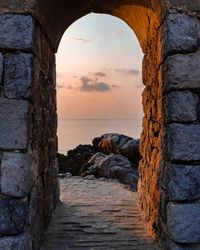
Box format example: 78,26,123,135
0,1,200,250
161,8,200,250
140,7,200,248
0,13,59,249
138,9,164,242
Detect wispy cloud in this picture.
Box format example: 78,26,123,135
57,83,65,89
56,72,67,89
80,76,111,92
66,76,117,93
115,68,140,76
111,84,119,88
72,38,92,44
67,84,76,90
94,72,107,78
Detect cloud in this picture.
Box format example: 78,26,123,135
66,76,118,93
111,84,119,88
72,38,92,44
67,84,76,90
80,76,111,92
57,83,65,89
94,72,107,78
115,68,140,76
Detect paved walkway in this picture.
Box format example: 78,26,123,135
42,177,160,250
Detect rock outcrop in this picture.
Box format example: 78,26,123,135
57,145,97,175
81,153,139,191
57,133,141,189
93,133,141,166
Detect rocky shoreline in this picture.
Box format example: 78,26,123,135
57,133,141,191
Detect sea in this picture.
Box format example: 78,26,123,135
57,119,143,154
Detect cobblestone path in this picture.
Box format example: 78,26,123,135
42,177,160,250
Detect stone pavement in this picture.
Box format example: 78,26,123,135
42,177,160,250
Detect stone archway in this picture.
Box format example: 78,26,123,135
0,1,200,249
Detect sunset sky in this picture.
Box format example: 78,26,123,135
56,13,144,120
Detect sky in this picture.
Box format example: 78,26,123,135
56,13,144,120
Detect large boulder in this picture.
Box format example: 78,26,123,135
81,153,139,190
57,145,97,175
93,133,141,166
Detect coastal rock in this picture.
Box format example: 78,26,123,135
57,145,97,175
57,133,140,189
82,153,139,190
93,133,141,166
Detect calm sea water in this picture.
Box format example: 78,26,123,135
57,119,142,154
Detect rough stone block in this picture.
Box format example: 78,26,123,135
168,0,200,11
0,53,3,83
167,124,200,161
169,241,200,250
164,52,200,92
0,232,32,250
0,0,35,11
1,152,32,198
0,98,29,150
165,164,200,201
4,53,33,99
168,203,200,243
0,197,27,235
165,91,198,122
163,14,198,55
197,19,200,46
0,14,34,50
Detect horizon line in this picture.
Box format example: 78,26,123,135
59,118,143,121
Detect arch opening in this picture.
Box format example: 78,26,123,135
36,0,165,247
56,13,144,153
49,0,164,244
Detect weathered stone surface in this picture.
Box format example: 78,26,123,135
0,232,32,250
168,203,200,243
163,14,198,55
93,133,141,165
165,164,200,201
82,153,139,190
169,241,200,250
42,177,159,249
0,98,29,150
167,124,200,161
4,53,33,99
168,0,200,11
165,91,198,122
52,164,60,209
1,2,199,249
57,145,97,175
0,0,35,11
1,152,32,198
0,14,34,50
0,53,3,83
197,19,200,46
164,52,200,91
0,197,27,235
